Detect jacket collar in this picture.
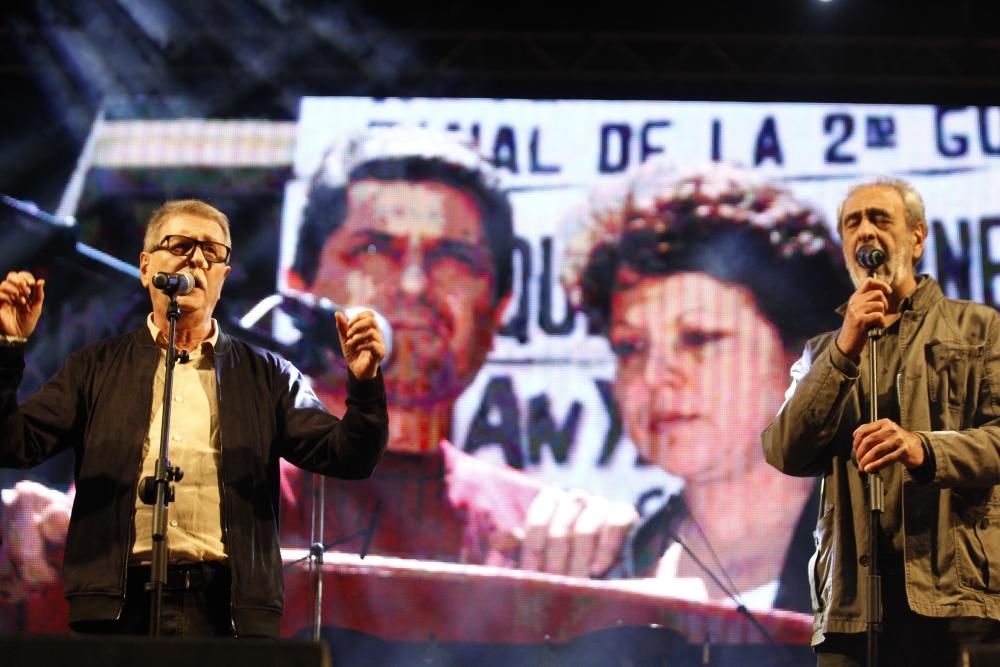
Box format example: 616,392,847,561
836,274,942,316
903,275,944,313
132,320,232,356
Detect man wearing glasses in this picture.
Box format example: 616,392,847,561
0,199,389,637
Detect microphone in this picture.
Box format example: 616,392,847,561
855,245,886,272
152,271,195,296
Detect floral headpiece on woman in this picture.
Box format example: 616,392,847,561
560,160,851,349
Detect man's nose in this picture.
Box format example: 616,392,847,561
856,216,878,240
399,244,427,296
187,244,210,268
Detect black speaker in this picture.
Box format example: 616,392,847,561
1,634,330,667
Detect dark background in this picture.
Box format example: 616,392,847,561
3,0,1000,209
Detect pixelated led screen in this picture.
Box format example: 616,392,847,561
4,97,1000,639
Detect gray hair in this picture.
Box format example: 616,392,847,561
837,177,927,233
143,199,232,253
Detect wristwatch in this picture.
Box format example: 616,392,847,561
0,335,28,347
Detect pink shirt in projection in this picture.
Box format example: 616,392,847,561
279,440,542,567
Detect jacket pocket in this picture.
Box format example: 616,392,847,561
954,501,1000,594
926,342,983,430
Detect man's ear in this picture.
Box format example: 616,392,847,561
139,252,150,288
912,221,928,264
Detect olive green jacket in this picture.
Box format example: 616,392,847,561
762,277,1000,645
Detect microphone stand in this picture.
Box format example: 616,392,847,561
663,527,799,667
138,289,186,637
309,472,326,641
284,475,379,642
865,269,884,667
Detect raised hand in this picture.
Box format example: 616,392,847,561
335,309,385,380
835,277,890,362
0,271,45,338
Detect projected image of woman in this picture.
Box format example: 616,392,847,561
561,161,852,610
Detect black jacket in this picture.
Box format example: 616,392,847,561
0,327,388,636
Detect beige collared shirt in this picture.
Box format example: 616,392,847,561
131,315,227,564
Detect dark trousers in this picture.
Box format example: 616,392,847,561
70,562,234,638
816,569,1000,666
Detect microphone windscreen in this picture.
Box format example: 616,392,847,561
176,271,195,296
152,271,195,295
855,245,886,270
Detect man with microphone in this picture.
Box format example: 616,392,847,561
0,199,388,637
763,179,1000,665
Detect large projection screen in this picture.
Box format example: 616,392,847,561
3,97,999,647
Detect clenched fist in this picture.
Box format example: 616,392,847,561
0,271,45,339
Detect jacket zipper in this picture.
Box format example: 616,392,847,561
216,357,237,636
120,455,147,619
118,341,159,619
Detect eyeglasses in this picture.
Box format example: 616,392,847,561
155,235,231,265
